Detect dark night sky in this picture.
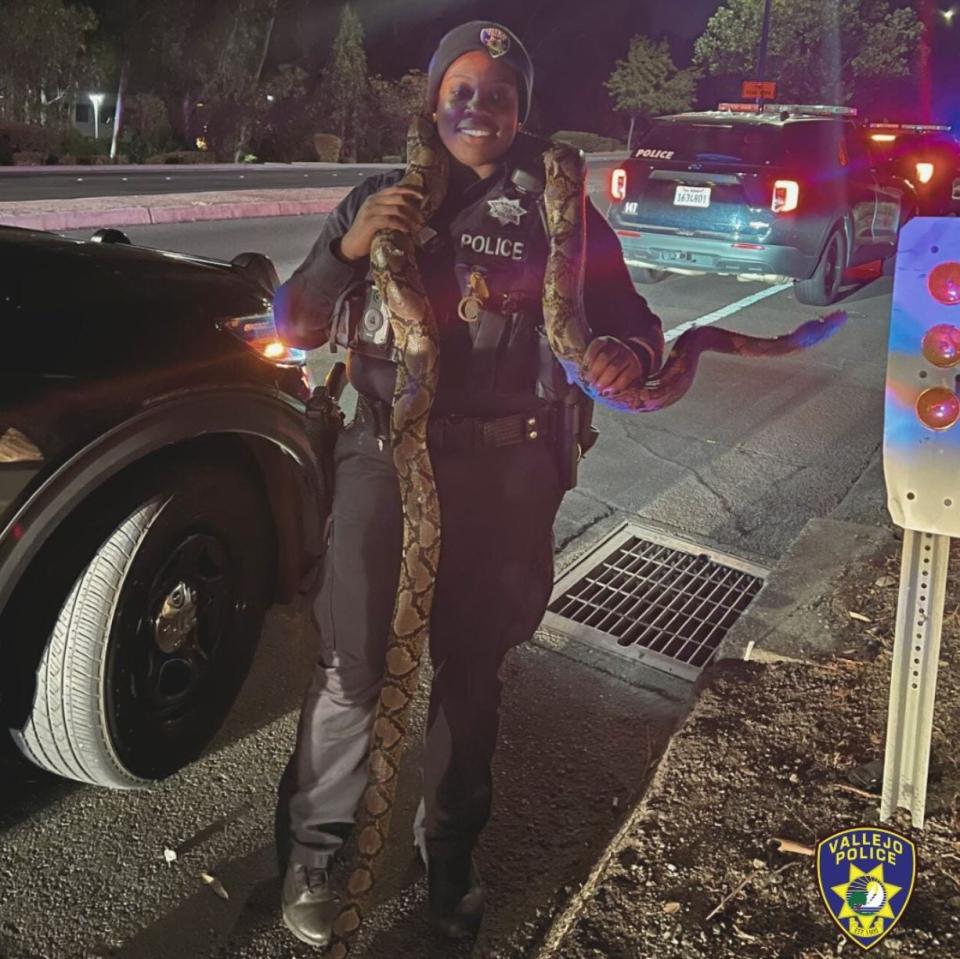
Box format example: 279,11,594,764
271,1,959,135
272,0,720,136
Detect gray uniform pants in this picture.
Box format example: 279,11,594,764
278,407,563,869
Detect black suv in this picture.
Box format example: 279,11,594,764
0,226,329,789
862,122,960,217
607,104,915,305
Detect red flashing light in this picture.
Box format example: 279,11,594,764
916,162,935,184
610,167,627,201
929,262,960,306
916,387,960,431
771,180,799,213
921,324,960,367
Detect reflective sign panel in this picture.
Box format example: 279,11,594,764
884,217,960,536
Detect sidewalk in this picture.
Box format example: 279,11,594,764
0,187,354,232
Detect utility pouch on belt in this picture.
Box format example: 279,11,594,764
556,390,599,491
535,334,599,491
304,362,347,515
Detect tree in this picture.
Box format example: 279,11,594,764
605,36,697,149
0,0,99,126
122,0,279,159
320,4,367,161
693,0,923,105
363,69,428,160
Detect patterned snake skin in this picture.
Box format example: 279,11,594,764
327,121,845,956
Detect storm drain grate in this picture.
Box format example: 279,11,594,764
543,523,767,681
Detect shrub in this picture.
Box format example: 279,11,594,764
313,133,342,162
551,130,626,153
13,151,46,166
0,122,61,163
143,150,217,165
58,128,110,161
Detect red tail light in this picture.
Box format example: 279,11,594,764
916,162,935,184
610,167,627,201
771,180,799,213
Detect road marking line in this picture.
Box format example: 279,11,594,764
664,282,792,342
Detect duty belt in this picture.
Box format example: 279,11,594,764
354,393,557,452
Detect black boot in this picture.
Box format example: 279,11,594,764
426,851,485,939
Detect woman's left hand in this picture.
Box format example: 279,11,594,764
582,336,647,399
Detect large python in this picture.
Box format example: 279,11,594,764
327,117,845,956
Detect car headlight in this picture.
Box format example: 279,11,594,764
222,310,307,368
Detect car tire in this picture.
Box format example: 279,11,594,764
11,459,274,788
629,266,670,284
794,228,846,306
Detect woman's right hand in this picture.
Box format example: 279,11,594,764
339,185,425,262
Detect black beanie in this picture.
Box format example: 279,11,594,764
426,21,533,122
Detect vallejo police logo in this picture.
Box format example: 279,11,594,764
480,26,510,58
817,826,916,950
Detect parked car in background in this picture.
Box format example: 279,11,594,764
0,227,327,789
605,103,916,305
862,122,960,217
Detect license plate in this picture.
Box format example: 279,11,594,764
674,185,711,208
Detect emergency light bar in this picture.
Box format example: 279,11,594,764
867,122,952,133
717,102,858,117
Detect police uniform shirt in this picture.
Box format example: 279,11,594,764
274,132,664,416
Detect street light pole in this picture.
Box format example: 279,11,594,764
757,0,774,81
88,93,105,140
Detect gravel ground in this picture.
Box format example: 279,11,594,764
535,532,960,959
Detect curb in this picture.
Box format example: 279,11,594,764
0,189,353,232
715,516,895,664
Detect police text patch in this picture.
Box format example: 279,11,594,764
460,233,526,260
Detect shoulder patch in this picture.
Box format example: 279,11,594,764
480,27,511,58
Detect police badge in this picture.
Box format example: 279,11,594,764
817,826,916,950
487,196,527,227
480,26,510,58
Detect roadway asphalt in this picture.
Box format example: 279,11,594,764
61,212,890,564
0,213,892,959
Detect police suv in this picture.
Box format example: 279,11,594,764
863,122,960,217
607,103,914,305
1,226,329,789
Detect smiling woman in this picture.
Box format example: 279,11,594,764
435,51,521,179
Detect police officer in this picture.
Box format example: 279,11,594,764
274,20,663,949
